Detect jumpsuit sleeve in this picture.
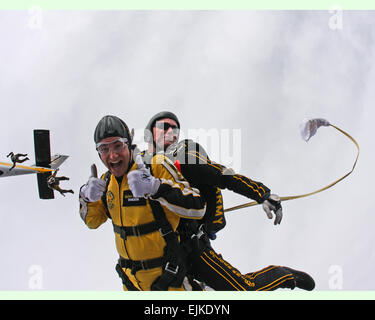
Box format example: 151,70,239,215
78,174,109,229
181,147,271,204
150,154,206,220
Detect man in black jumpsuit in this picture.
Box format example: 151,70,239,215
47,169,74,197
7,152,29,171
143,111,315,291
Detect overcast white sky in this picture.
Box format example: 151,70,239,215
1,10,374,292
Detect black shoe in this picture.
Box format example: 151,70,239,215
283,267,315,291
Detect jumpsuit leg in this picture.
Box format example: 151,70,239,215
190,247,309,291
244,265,296,291
15,154,29,163
56,187,66,196
17,158,29,163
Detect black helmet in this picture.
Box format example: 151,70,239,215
144,111,180,143
94,115,132,147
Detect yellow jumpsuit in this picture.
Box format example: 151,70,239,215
79,154,206,290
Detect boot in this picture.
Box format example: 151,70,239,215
283,267,315,291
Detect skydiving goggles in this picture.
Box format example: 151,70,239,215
96,137,129,156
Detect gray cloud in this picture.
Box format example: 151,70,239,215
0,10,373,291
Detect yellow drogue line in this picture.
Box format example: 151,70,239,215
0,162,53,173
224,124,360,213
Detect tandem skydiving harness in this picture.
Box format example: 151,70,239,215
102,153,198,291
113,215,206,291
111,198,189,290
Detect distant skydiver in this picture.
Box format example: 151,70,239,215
47,169,74,197
7,152,29,171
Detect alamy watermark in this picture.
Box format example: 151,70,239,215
328,6,343,30
27,6,43,30
328,265,343,289
133,128,242,173
28,264,43,289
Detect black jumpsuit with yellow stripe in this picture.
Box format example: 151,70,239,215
164,139,300,291
79,153,206,291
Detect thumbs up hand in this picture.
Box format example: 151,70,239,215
127,155,161,198
79,164,107,202
135,153,146,169
90,164,98,179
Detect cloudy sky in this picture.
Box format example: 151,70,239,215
1,10,374,292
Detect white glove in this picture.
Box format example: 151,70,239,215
262,194,283,225
127,155,161,198
80,164,106,202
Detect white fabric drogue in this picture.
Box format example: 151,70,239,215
299,118,330,142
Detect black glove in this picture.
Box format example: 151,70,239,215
262,194,283,225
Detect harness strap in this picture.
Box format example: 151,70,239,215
115,263,140,291
113,221,159,240
118,256,164,275
151,262,181,291
148,200,180,253
101,171,112,219
148,199,187,290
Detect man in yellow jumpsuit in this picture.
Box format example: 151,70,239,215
79,115,206,291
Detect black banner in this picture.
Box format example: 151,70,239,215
0,299,373,317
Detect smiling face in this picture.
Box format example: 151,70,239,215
97,136,131,177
